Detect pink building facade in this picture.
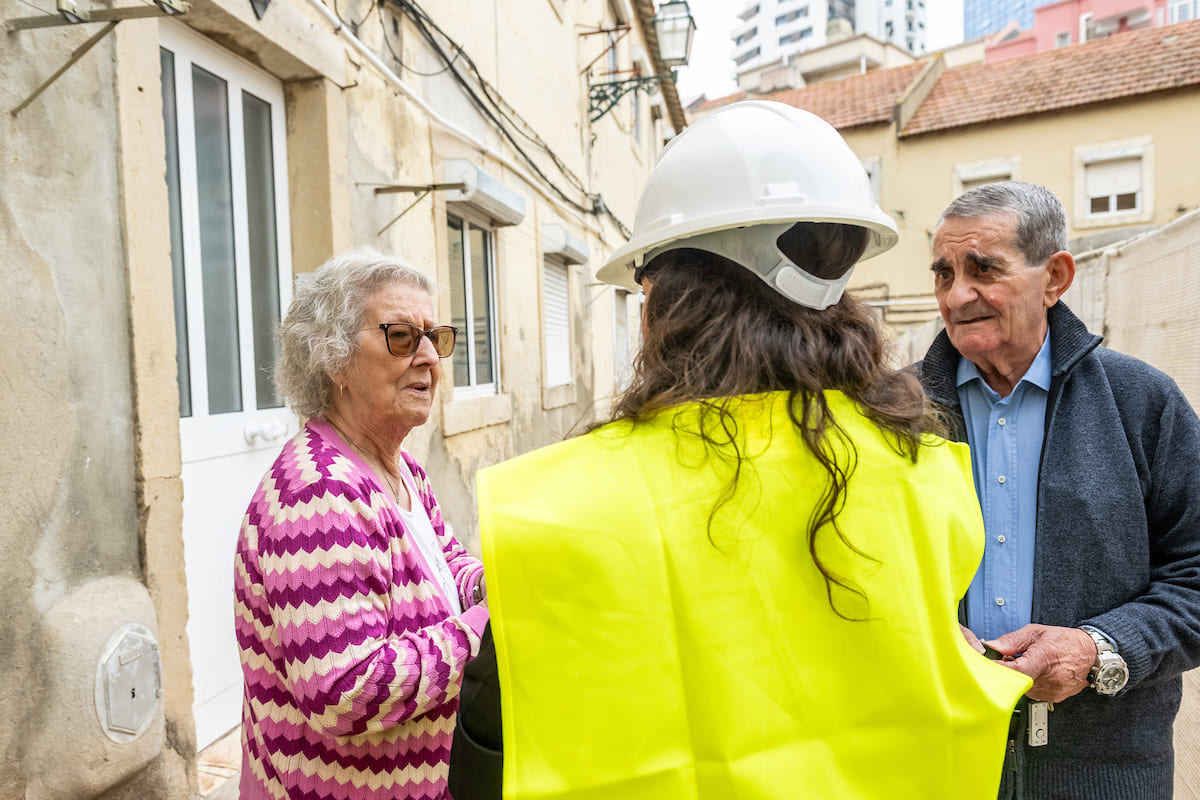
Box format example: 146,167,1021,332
987,0,1171,60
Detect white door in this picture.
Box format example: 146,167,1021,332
160,23,295,749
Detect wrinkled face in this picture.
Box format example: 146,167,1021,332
339,283,440,436
931,213,1053,372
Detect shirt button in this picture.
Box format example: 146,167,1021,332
996,597,1006,607
998,418,1007,426
997,475,1007,484
997,534,1007,543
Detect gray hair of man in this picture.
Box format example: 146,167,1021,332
936,181,1068,267
276,247,436,420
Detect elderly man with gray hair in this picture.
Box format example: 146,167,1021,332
918,181,1200,798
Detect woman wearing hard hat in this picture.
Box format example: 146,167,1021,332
450,101,1029,800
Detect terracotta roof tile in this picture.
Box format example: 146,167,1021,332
902,19,1200,136
693,91,748,113
759,61,928,130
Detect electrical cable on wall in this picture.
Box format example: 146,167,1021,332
383,0,633,239
378,6,461,77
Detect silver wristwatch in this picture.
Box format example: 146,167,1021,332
1084,628,1128,695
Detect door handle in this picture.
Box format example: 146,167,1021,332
243,419,289,445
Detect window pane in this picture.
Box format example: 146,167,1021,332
161,48,192,418
470,226,494,385
243,90,282,409
1090,196,1110,214
447,215,469,387
192,65,242,414
1115,192,1138,211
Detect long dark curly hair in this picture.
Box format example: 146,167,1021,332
608,223,941,617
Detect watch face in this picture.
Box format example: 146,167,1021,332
1095,662,1128,694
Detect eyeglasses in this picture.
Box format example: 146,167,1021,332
365,323,458,358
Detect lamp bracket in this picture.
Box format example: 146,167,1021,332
588,73,672,123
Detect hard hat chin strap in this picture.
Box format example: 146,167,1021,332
643,225,853,311
763,261,852,310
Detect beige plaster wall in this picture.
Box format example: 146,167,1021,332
844,90,1200,302
3,0,658,795
0,14,178,797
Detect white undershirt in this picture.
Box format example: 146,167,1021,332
394,458,462,615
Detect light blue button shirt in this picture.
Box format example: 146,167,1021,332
957,334,1052,641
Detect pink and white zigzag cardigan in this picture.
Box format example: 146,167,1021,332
235,418,488,800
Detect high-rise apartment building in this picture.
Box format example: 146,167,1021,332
964,0,1038,38
731,0,928,82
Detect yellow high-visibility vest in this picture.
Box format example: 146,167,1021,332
480,391,1030,800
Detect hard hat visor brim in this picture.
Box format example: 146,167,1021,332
597,210,899,292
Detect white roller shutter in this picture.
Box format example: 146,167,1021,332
543,262,571,387
1086,158,1141,213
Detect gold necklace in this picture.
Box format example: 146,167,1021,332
330,421,402,501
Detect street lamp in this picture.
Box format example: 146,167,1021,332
588,0,696,123
653,1,697,68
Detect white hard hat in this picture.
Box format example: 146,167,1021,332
596,101,899,310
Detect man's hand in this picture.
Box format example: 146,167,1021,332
985,624,1096,702
959,623,986,654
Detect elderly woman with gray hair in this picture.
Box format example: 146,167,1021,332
234,247,489,800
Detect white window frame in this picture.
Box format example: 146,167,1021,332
160,23,294,462
952,156,1022,197
1169,0,1196,22
1073,137,1154,229
447,211,501,399
1055,31,1071,47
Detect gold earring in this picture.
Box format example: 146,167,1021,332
340,384,345,397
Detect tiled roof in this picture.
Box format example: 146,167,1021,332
902,19,1200,136
759,62,928,130
692,91,748,113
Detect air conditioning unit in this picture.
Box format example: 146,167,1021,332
542,218,590,265
443,159,527,227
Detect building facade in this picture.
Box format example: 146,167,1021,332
731,0,928,89
0,0,678,795
986,0,1169,60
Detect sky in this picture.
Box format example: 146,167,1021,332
673,0,965,106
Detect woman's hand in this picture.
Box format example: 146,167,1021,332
471,573,488,608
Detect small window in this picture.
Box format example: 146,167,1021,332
735,27,758,45
953,156,1020,197
1055,31,1070,47
632,91,641,144
1073,137,1153,228
447,214,499,391
734,46,762,65
606,31,620,76
542,262,572,388
1085,158,1141,216
1170,0,1197,21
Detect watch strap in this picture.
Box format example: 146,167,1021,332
1084,627,1115,656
